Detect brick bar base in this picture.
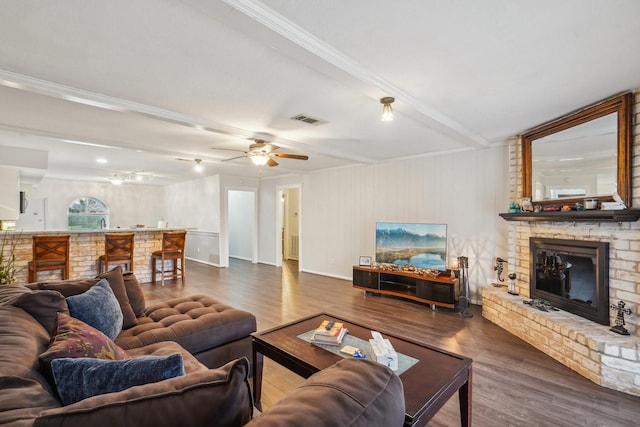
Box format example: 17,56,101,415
482,287,640,396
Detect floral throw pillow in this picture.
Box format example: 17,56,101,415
39,312,131,371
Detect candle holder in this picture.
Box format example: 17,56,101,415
507,273,518,295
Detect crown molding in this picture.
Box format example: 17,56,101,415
223,0,489,148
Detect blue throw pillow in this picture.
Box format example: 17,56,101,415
51,354,185,405
67,279,123,340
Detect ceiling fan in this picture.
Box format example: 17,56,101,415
222,140,309,167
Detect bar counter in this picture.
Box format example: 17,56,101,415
3,228,189,284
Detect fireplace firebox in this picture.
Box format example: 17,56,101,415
529,238,609,325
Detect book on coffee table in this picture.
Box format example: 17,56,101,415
311,320,347,345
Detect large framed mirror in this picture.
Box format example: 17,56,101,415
522,92,633,207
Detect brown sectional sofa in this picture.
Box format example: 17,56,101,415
0,267,406,427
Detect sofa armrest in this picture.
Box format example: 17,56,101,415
247,358,405,427
33,358,253,427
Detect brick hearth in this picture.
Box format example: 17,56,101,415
482,287,640,396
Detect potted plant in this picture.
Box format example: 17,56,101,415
0,231,20,284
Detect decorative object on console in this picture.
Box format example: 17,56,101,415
358,256,372,267
372,262,440,278
449,257,459,279
507,273,518,295
609,301,632,335
457,256,472,318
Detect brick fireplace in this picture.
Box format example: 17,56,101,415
482,89,640,396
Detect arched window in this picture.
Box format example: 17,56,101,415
67,197,110,230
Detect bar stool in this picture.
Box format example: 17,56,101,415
28,235,70,283
97,233,135,274
151,231,186,286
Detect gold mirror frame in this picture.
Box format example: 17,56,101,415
522,92,633,207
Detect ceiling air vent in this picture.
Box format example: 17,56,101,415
290,114,327,126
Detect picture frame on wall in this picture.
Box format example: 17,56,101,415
359,256,372,267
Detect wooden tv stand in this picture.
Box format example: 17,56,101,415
352,266,460,309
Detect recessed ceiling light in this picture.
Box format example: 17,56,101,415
96,158,107,164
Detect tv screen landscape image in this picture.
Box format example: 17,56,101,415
375,222,447,270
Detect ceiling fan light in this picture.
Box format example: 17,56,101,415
250,153,269,166
380,96,395,121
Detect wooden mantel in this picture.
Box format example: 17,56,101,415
499,209,640,223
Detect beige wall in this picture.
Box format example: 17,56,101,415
258,145,511,304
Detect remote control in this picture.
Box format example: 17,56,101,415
325,320,335,330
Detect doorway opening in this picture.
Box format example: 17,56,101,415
227,189,257,264
276,185,301,270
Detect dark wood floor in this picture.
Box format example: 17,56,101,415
143,259,640,427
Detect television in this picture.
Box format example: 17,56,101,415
375,222,447,270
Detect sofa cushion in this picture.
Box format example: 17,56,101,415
115,295,256,355
51,354,185,405
123,271,145,318
37,278,97,297
13,289,69,335
32,357,253,427
0,283,33,306
0,306,58,395
246,358,405,427
67,279,123,340
126,341,207,374
96,266,137,329
39,313,131,370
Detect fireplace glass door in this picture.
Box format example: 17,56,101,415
529,238,609,325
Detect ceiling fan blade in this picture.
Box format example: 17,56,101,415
267,157,279,167
272,153,309,160
210,147,246,152
221,155,246,162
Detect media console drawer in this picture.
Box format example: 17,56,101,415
352,268,379,290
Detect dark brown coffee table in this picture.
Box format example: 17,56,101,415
252,313,472,427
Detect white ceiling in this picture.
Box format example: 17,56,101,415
1,0,640,185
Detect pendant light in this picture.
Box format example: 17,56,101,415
380,97,395,121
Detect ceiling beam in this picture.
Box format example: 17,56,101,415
223,0,490,148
